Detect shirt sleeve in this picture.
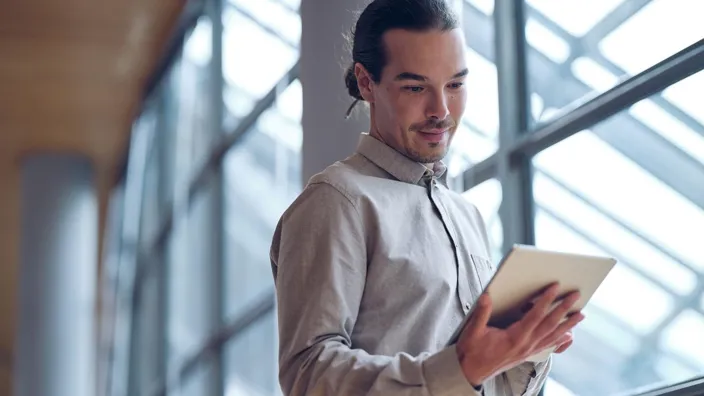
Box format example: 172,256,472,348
271,182,481,396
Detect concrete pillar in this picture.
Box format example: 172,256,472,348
16,154,97,396
300,0,371,182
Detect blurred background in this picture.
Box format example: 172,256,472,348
1,0,703,395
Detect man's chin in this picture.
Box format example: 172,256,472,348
407,148,448,164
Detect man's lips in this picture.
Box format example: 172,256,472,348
418,128,448,134
417,129,448,142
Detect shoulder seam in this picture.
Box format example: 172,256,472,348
308,179,362,218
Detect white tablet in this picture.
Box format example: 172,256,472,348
446,244,617,362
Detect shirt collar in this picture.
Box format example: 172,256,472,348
355,133,448,185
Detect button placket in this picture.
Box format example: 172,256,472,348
430,185,476,316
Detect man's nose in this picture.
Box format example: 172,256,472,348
426,92,450,120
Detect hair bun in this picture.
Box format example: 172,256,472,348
344,64,363,101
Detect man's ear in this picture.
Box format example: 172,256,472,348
354,63,375,103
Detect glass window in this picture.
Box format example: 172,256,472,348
223,80,302,319
534,89,704,394
225,310,279,396
525,0,704,121
466,0,493,16
164,18,224,382
166,178,223,376
221,4,302,394
228,0,300,45
462,178,503,262
222,2,299,120
179,359,221,396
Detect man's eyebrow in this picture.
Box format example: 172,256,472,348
394,72,427,82
452,68,469,79
394,68,469,82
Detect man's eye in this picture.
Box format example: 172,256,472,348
403,86,424,93
449,82,464,89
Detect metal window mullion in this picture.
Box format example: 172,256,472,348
494,0,534,253
207,0,226,393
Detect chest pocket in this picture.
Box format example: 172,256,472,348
469,253,495,291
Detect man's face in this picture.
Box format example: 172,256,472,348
356,28,468,164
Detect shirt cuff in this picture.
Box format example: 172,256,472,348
510,358,551,395
423,346,483,396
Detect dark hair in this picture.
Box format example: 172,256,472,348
344,0,459,116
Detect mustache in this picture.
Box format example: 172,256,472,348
410,118,456,131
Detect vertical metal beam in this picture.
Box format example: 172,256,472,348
154,86,170,393
494,0,534,253
207,0,225,394
111,116,153,396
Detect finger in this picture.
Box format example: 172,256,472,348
554,338,573,354
554,331,572,347
537,312,584,350
534,290,581,339
517,283,560,332
465,293,492,337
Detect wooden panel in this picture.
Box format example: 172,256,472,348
0,0,184,170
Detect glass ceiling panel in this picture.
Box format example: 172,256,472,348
661,310,704,368
533,172,698,296
599,0,704,76
526,0,626,37
533,131,704,272
534,209,675,334
525,17,571,64
663,70,704,125
570,56,620,92
466,0,494,16
629,98,704,165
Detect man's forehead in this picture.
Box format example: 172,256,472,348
382,28,467,78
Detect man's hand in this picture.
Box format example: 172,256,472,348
455,283,584,387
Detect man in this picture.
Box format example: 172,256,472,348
270,0,583,394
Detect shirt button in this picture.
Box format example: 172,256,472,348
464,302,471,310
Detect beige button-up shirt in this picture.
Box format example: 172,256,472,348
270,133,550,395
